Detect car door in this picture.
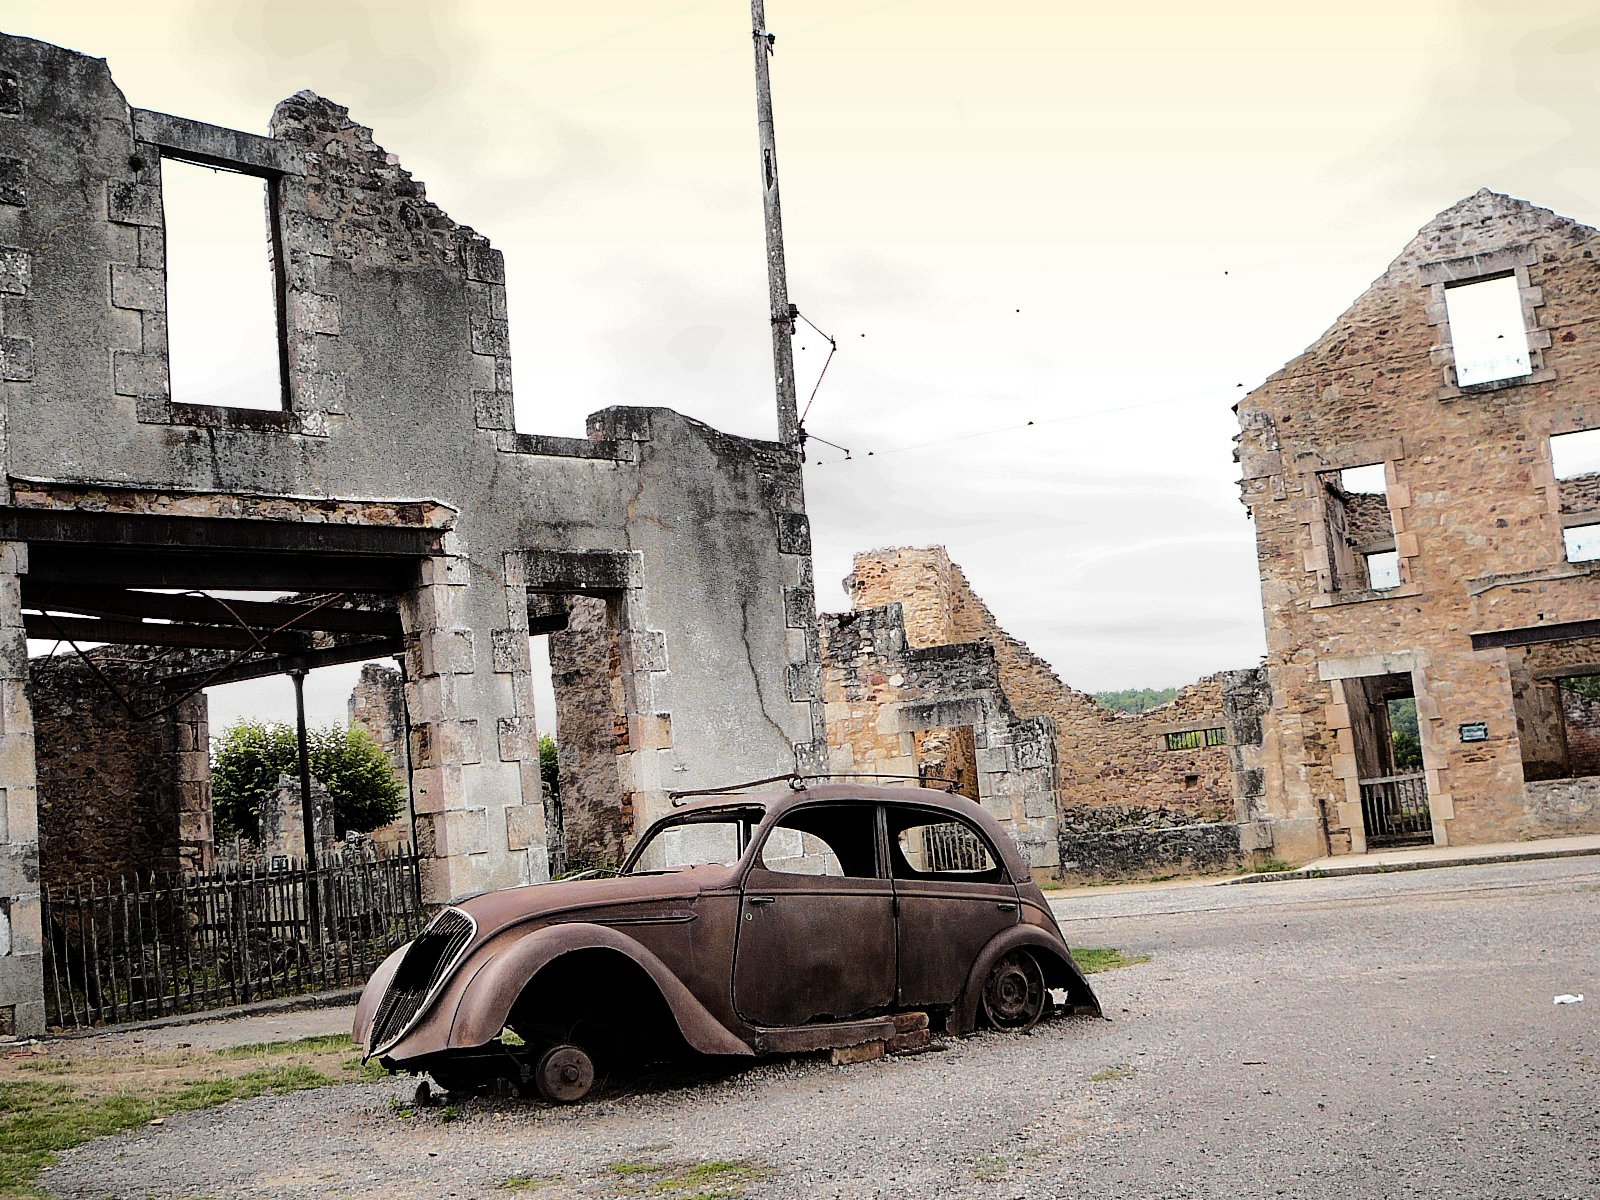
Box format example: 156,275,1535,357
887,806,1021,1007
732,802,896,1027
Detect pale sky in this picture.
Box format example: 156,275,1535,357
12,0,1600,731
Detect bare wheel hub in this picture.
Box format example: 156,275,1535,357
981,949,1046,1030
533,1043,595,1104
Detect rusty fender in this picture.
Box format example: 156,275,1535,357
386,922,754,1062
949,924,1103,1035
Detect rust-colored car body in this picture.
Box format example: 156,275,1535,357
355,784,1100,1091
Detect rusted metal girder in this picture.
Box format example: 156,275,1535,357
23,585,400,635
23,614,325,652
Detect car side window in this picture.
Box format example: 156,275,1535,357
890,810,1004,883
759,804,879,878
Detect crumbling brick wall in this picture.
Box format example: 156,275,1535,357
28,652,211,887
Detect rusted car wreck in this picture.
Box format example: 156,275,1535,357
355,783,1101,1102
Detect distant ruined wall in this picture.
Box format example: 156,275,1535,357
845,548,1253,826
29,653,212,888
347,663,411,851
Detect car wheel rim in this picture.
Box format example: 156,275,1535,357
533,1043,595,1104
982,950,1045,1031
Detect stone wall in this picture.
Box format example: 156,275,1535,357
843,548,1254,822
828,547,1265,880
347,663,411,852
1237,189,1600,860
548,594,631,871
822,600,1060,876
28,651,211,888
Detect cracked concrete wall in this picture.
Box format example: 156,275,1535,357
0,34,822,1032
1239,189,1600,860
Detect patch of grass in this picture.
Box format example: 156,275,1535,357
1038,880,1064,891
603,1158,764,1199
1070,947,1151,974
970,1153,1010,1179
609,1161,663,1177
1244,857,1293,874
1089,1063,1132,1083
439,1105,460,1123
0,1032,385,1198
501,1174,563,1191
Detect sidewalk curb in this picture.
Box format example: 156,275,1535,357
49,986,363,1042
1221,843,1600,886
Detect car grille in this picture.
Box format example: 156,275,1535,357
369,907,476,1053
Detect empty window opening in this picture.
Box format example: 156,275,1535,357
1341,673,1430,848
1550,429,1600,563
1514,664,1600,784
1318,463,1400,593
759,805,879,879
161,158,285,410
1444,274,1531,388
1163,727,1225,751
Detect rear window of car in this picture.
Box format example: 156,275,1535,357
888,809,1005,883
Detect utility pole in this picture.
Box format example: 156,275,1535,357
290,668,322,936
751,0,801,451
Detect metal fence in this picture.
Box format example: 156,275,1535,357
42,849,426,1031
1359,772,1432,847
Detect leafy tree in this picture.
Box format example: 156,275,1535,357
212,719,404,841
1092,687,1182,714
1388,697,1423,771
539,733,559,803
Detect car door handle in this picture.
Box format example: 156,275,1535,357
748,895,776,906
996,901,1017,912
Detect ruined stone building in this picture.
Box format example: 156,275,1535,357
0,33,823,1035
1237,189,1600,862
821,547,1268,882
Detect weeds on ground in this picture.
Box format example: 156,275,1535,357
0,1032,381,1199
501,1173,564,1191
1240,857,1293,874
1069,947,1152,974
970,1153,1010,1180
1089,1063,1132,1083
602,1157,765,1198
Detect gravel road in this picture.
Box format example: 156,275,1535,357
41,857,1600,1200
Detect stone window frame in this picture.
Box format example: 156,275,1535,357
114,111,339,437
1422,244,1553,399
1297,438,1421,607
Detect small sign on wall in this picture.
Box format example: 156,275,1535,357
1459,722,1489,743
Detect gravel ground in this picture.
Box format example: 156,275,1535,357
40,857,1600,1200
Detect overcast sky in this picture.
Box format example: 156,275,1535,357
13,0,1600,730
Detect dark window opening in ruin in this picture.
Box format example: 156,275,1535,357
1444,274,1531,388
1318,463,1400,593
539,594,629,876
1163,727,1226,751
912,725,979,800
161,157,286,411
1342,672,1431,847
1550,429,1600,563
1514,666,1600,783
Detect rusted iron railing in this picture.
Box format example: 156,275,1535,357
41,848,426,1031
1358,772,1431,846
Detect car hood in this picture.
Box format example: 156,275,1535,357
450,865,735,938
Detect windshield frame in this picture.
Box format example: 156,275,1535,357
620,803,769,875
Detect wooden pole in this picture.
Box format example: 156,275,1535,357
751,0,801,450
